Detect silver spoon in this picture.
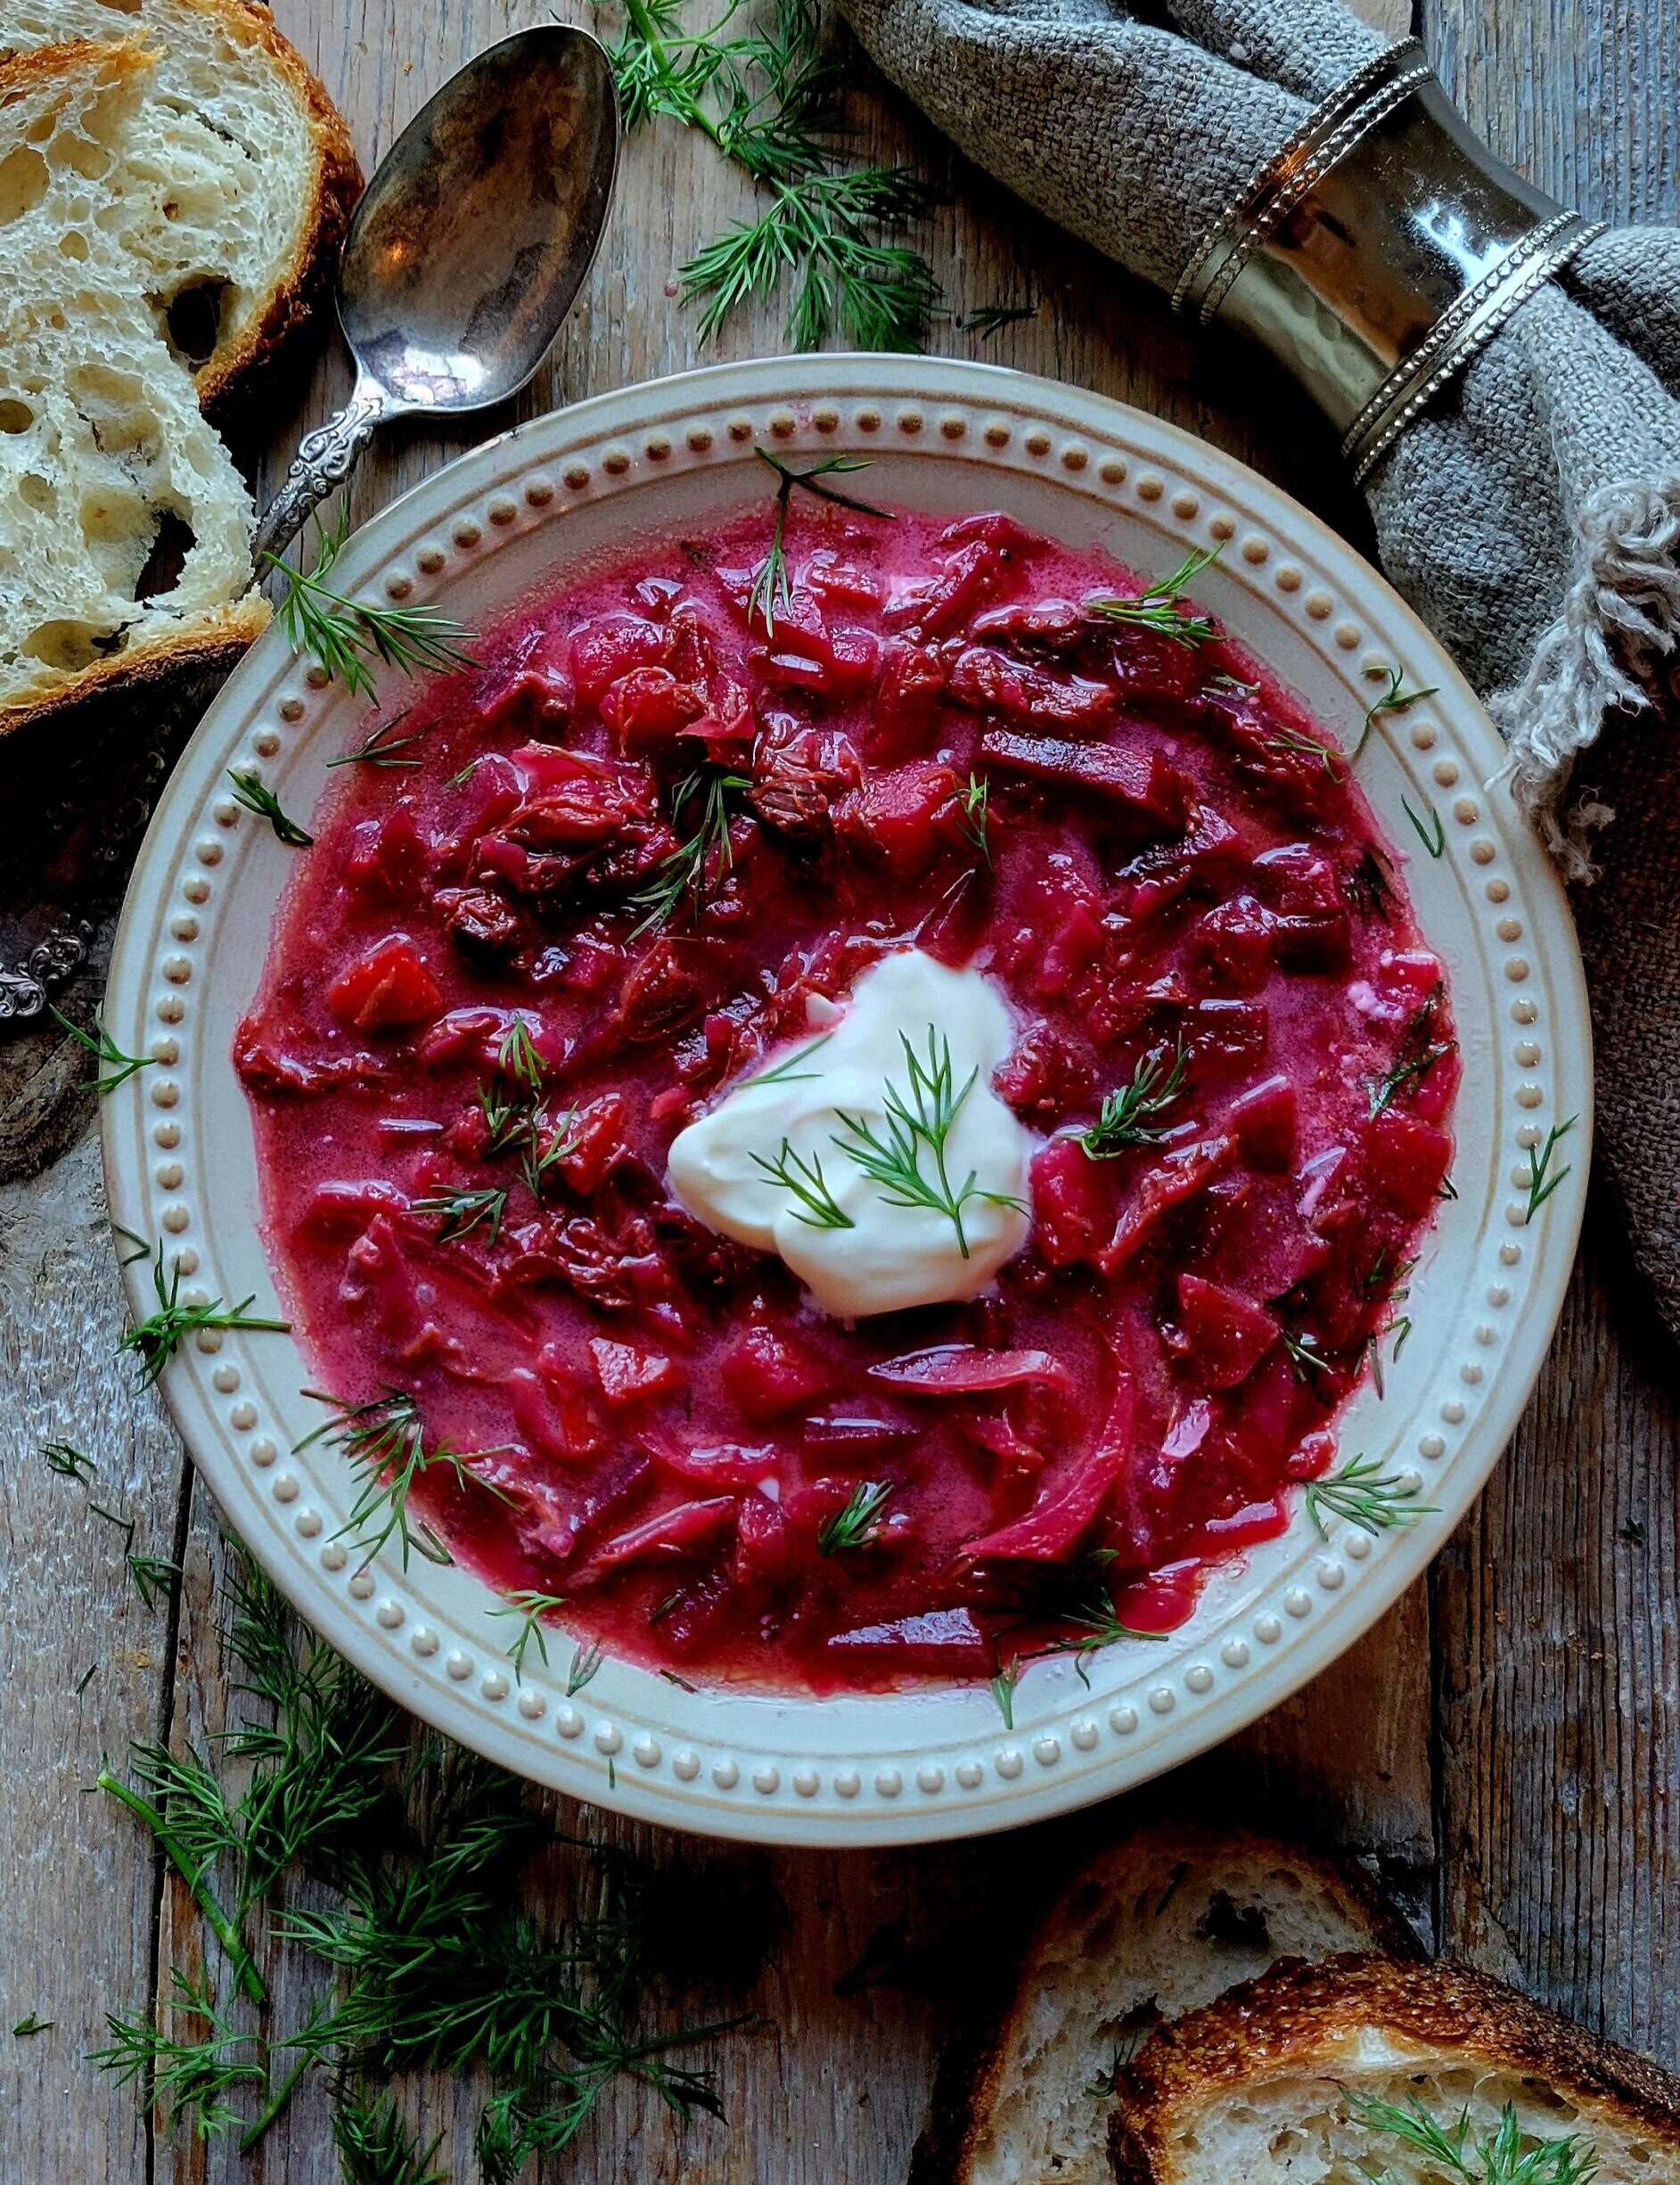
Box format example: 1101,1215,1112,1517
252,26,619,566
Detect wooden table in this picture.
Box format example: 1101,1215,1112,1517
3,0,1676,2176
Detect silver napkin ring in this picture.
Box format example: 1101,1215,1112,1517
1175,38,1605,484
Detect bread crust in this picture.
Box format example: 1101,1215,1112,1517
910,1823,1420,2185
142,0,361,418
0,597,271,738
1108,1951,1680,2184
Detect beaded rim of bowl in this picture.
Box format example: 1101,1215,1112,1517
102,355,1590,1846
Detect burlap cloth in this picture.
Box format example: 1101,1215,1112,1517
841,0,1680,1338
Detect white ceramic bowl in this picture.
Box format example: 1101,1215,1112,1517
102,356,1590,1845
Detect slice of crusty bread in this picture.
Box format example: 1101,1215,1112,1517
0,0,358,411
911,1824,1419,2185
1110,1952,1680,2185
0,39,268,727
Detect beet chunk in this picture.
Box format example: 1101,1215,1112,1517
326,935,444,1034
979,728,1192,830
833,760,962,879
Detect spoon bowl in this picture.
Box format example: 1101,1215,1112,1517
253,27,619,562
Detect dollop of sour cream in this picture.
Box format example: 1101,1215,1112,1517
667,949,1035,1318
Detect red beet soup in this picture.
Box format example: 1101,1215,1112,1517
237,497,1458,1696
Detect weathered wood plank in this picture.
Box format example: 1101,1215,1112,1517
1421,0,1680,2069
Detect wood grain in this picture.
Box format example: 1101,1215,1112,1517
1422,0,1680,2067
1,0,1673,2177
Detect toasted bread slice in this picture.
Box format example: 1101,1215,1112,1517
1110,1952,1680,2185
0,0,358,412
911,1824,1419,2185
0,40,268,728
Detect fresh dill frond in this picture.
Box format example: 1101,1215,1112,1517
92,1965,267,2142
833,1025,1026,1259
960,770,992,869
816,1478,895,1556
227,768,315,848
1304,1454,1435,1540
119,1240,290,1390
684,165,940,349
265,505,479,701
610,0,940,345
410,1184,509,1246
330,2084,448,2185
1079,1038,1189,1158
127,1552,180,1612
1402,793,1446,857
1340,2088,1597,2185
956,300,1037,340
12,2014,53,2037
491,1590,570,1680
742,1030,834,1087
1354,665,1438,757
1087,544,1223,648
747,445,890,636
497,1016,545,1095
47,1006,156,1094
40,1439,96,1483
296,1388,512,1572
629,766,752,936
327,713,427,771
750,1138,854,1228
1368,984,1455,1119
990,1654,1021,1729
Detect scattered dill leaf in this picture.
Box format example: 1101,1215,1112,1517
13,2014,53,2037
491,1590,569,1680
990,1654,1021,1729
816,1479,895,1555
1079,1039,1188,1157
747,445,889,637
127,1552,181,1613
956,300,1037,340
296,1389,512,1573
1260,724,1343,780
1304,1454,1435,1540
40,1439,96,1483
960,770,992,869
1368,983,1455,1119
1354,666,1438,758
1087,544,1223,648
742,1031,834,1087
750,1138,854,1228
227,768,315,848
629,767,752,936
1523,1116,1578,1223
47,1006,156,1095
1402,793,1446,857
410,1184,509,1247
119,1239,289,1390
327,713,427,771
265,505,479,701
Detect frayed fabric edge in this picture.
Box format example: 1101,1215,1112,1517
1493,479,1680,882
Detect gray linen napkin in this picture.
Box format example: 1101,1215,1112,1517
842,0,1680,1335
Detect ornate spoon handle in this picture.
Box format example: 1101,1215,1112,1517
251,381,389,568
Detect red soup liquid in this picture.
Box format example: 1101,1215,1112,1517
237,503,1458,1694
